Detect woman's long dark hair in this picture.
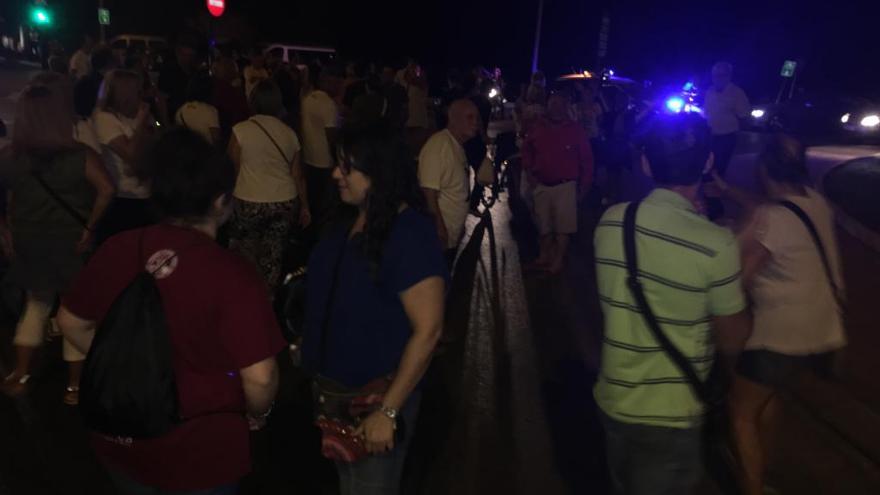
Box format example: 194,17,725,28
338,124,427,277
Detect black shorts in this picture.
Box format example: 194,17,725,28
736,349,835,389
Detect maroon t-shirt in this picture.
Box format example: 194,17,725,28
521,118,594,187
63,224,286,491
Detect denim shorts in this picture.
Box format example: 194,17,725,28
736,350,834,389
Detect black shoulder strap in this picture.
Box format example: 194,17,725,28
317,235,349,373
623,201,711,404
178,108,189,129
32,170,89,228
250,118,291,164
777,200,843,305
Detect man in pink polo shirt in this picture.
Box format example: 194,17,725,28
522,92,594,274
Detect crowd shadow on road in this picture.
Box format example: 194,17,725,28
520,190,611,495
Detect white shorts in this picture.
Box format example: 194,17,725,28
533,181,577,236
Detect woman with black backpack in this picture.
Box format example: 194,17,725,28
0,76,114,404
58,129,285,494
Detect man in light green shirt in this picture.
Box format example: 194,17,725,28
594,112,751,495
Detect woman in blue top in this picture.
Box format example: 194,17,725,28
302,125,447,495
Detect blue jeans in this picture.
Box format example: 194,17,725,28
108,470,238,495
335,392,421,495
600,410,702,495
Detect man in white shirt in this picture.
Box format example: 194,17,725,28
243,51,270,99
704,62,750,218
418,99,480,260
300,69,342,229
704,62,750,173
68,35,95,80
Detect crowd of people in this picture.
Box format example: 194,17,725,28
0,30,850,495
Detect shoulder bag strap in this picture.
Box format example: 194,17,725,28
623,201,711,404
777,200,843,305
317,235,349,373
32,170,89,228
250,118,291,165
178,108,189,129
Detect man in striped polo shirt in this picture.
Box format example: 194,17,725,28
593,113,751,495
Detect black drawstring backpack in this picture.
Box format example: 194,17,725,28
79,232,181,438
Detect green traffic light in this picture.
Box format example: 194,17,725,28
31,8,51,26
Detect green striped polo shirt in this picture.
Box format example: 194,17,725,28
593,188,746,429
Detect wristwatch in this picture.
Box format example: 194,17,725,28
380,405,399,425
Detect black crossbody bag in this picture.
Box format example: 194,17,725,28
622,201,739,494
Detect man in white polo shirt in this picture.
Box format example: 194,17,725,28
301,68,342,230
418,99,480,261
704,61,750,219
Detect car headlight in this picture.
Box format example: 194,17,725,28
860,114,880,128
841,113,851,124
751,109,765,119
665,97,685,113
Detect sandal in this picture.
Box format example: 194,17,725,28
63,386,79,406
2,373,31,398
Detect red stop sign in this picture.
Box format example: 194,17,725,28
206,0,225,17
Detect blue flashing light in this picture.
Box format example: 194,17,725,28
684,104,703,115
682,81,694,92
665,97,685,113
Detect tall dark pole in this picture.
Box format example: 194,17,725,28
597,9,611,70
99,0,106,42
531,0,545,75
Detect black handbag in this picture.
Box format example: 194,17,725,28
273,266,307,343
622,201,739,494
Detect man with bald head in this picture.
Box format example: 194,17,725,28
704,61,750,218
419,99,480,261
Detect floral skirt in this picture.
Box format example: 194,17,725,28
227,198,298,291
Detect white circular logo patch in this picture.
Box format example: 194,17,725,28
145,249,179,280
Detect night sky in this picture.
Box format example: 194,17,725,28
6,0,879,98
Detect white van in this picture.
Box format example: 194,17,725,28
110,35,168,54
263,43,336,66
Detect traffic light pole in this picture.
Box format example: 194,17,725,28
99,0,106,42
